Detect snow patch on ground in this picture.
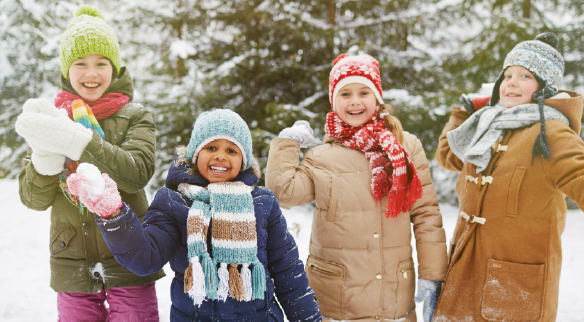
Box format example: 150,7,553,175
1,180,582,321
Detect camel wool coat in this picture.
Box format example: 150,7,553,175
434,90,584,321
266,131,448,322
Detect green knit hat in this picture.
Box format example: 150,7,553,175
59,5,120,79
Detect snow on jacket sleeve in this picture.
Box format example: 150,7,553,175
95,188,181,276
263,190,321,321
435,106,470,173
18,147,60,211
265,137,316,209
406,133,448,281
541,121,584,208
80,106,156,194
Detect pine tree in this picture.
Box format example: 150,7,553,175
0,0,82,178
187,0,455,186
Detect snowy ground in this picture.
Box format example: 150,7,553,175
1,179,582,321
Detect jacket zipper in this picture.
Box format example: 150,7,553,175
309,263,340,277
400,266,414,279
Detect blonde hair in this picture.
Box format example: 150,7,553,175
377,104,404,144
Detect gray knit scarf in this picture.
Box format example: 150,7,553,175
447,102,569,173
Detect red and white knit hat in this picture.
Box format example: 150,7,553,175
329,53,384,112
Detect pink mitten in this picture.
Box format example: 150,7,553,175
66,163,122,218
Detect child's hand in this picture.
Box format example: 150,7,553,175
278,120,319,148
16,99,68,175
459,94,491,114
66,163,122,218
14,104,93,161
415,279,442,322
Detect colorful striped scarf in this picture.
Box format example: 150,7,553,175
179,182,266,306
325,112,423,218
55,90,129,121
57,99,105,214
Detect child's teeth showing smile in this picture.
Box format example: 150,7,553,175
83,82,100,88
210,166,228,173
348,110,364,115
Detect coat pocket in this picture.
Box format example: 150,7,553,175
506,166,526,217
305,255,344,319
481,259,545,321
395,258,416,317
50,222,76,255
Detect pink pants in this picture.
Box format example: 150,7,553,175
57,283,159,322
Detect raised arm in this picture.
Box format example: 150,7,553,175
435,106,470,173
265,137,317,209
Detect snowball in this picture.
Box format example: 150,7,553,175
76,163,105,196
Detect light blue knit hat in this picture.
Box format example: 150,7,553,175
186,109,253,170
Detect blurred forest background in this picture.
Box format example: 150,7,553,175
1,0,583,204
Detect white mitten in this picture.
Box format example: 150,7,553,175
28,142,66,176
22,98,69,118
278,120,318,148
19,99,69,175
15,112,93,161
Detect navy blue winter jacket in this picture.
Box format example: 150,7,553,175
96,157,321,322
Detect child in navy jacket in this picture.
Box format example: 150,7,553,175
66,109,321,322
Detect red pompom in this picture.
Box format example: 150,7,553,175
333,54,350,66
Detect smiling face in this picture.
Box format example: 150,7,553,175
196,139,243,183
68,54,113,103
499,66,540,108
335,83,380,127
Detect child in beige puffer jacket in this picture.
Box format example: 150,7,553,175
266,53,448,322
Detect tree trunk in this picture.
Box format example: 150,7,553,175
522,0,531,19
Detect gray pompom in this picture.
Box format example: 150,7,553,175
535,32,559,49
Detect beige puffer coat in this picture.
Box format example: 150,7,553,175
266,132,448,321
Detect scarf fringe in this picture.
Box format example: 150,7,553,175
186,257,207,305
217,263,230,301
201,254,218,300
229,263,245,301
241,263,252,301
252,260,266,300
385,163,423,218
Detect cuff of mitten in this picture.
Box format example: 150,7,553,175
66,126,94,161
31,152,65,176
96,202,130,227
278,129,302,142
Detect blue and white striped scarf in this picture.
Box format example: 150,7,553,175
178,181,266,306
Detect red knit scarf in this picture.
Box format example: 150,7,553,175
325,112,423,218
55,91,129,121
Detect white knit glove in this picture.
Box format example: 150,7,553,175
278,120,318,148
15,99,93,161
415,279,442,322
18,99,68,175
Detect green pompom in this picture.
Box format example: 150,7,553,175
74,5,104,20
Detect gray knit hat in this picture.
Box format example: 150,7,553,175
490,32,564,105
186,109,253,170
490,32,564,162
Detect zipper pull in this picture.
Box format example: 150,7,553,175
401,269,408,279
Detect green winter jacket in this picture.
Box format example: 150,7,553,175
18,68,165,293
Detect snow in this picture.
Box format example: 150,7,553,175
76,163,105,196
1,180,583,321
